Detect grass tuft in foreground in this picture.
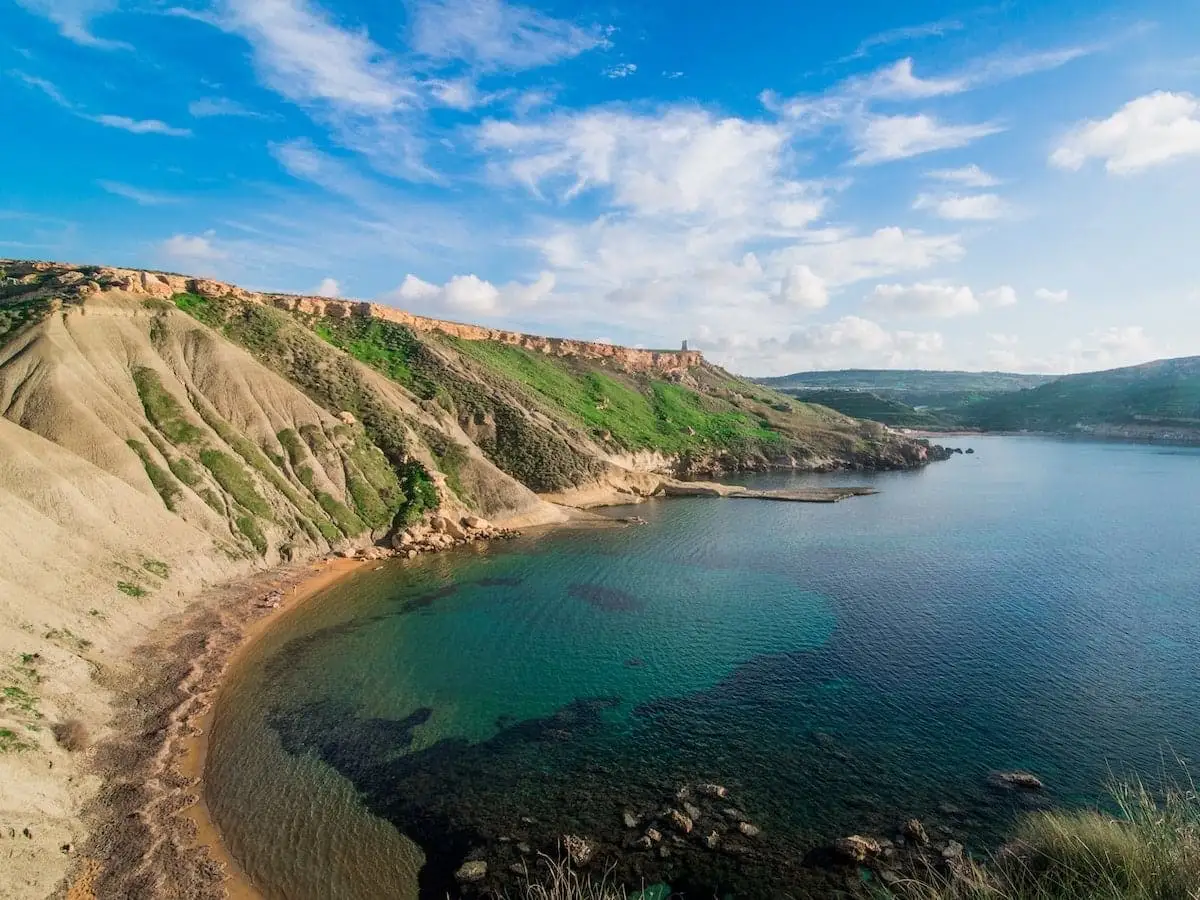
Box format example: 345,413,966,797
891,775,1200,900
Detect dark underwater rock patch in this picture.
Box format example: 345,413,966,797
567,583,643,612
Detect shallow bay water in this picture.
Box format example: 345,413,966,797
205,435,1200,898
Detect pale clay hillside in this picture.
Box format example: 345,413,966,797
0,259,943,898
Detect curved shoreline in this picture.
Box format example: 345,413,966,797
66,557,369,899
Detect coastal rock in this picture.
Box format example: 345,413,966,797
993,771,1045,791
942,841,965,863
454,860,487,883
834,835,881,863
463,515,490,530
683,802,702,822
667,809,693,834
738,822,761,838
630,835,654,851
562,834,594,867
645,827,662,844
622,811,640,829
337,411,356,426
704,830,720,849
698,783,729,799
902,818,929,845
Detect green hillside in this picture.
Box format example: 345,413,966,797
965,357,1200,432
780,389,953,428
758,369,1055,401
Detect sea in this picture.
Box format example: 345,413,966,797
204,435,1200,898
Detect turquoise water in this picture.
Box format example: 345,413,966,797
206,436,1200,898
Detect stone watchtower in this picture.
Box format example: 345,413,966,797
681,339,689,352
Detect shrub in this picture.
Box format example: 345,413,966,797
126,440,181,510
131,367,204,445
51,719,89,752
199,450,272,518
117,581,147,598
235,516,268,555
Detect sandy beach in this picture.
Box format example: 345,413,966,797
61,556,368,900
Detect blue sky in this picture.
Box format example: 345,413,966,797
4,0,1200,375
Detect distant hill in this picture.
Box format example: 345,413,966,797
756,369,1056,425
758,369,1055,397
779,389,954,429
965,357,1200,435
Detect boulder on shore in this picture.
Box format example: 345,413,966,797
902,818,929,845
667,809,693,834
834,835,881,863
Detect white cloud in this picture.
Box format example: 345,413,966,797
775,226,965,287
12,71,72,107
982,285,1018,307
1051,91,1200,174
391,271,554,314
1070,326,1156,367
853,114,1003,164
189,96,263,118
775,265,828,310
89,114,192,136
603,63,637,79
869,282,981,317
1035,287,1070,303
13,0,130,50
926,164,999,187
409,0,606,72
315,277,340,297
214,0,415,114
746,315,946,371
857,58,966,100
97,181,179,206
162,233,226,261
913,192,1009,220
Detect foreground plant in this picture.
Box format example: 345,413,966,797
888,774,1200,900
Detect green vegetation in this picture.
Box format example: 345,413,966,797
0,727,31,753
168,455,202,486
198,449,271,518
44,627,91,651
316,492,364,536
781,389,952,429
313,316,423,387
895,777,1200,900
126,439,182,510
172,291,224,328
0,296,51,348
141,558,169,579
965,357,1200,433
277,428,307,467
759,369,1055,398
132,367,204,444
117,581,148,598
451,339,781,455
235,515,268,555
172,295,439,522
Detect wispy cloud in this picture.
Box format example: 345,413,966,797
409,0,608,72
839,16,964,63
90,114,192,136
926,164,1000,187
188,96,264,118
852,114,1003,164
603,62,637,79
13,0,130,50
913,191,1010,220
97,180,180,205
11,71,192,135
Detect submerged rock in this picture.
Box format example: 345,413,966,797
698,783,729,799
623,811,640,829
683,802,702,822
993,771,1045,791
667,809,693,834
738,821,761,838
454,860,487,883
704,830,720,849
